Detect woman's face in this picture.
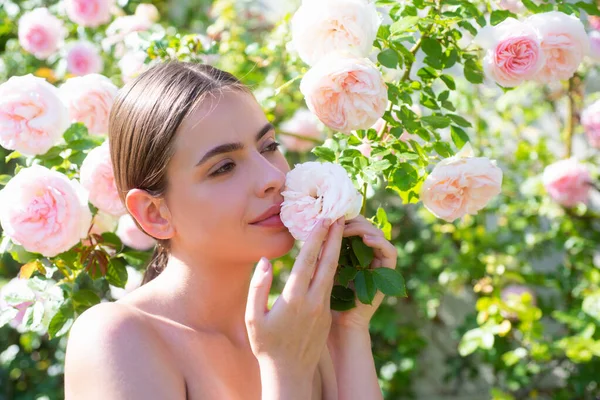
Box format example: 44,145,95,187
164,90,295,264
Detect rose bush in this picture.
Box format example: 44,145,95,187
0,0,600,399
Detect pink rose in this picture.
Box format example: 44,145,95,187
66,41,104,76
496,0,524,13
582,100,600,148
0,74,68,156
0,165,92,257
135,4,160,23
421,143,503,222
80,142,126,216
474,18,544,87
589,16,600,31
291,0,381,66
118,51,149,83
542,158,591,207
279,109,324,153
590,31,600,60
102,15,153,49
65,0,114,28
18,8,66,60
281,162,362,241
300,53,388,133
527,11,590,83
89,211,118,235
0,278,33,329
116,214,156,251
59,74,118,136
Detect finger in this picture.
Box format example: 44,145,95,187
342,222,384,239
362,235,397,268
310,217,345,300
283,218,331,297
245,257,273,326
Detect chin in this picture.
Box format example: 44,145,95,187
258,229,296,260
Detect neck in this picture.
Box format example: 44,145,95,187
149,250,255,347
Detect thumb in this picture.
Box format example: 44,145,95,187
245,257,273,324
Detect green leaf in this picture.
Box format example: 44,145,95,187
448,114,472,127
421,115,451,129
5,151,22,163
372,268,406,297
490,10,513,26
0,174,12,186
312,146,336,162
433,141,453,158
63,123,89,142
421,37,442,59
355,270,376,305
338,266,358,286
390,17,420,35
576,1,600,16
375,207,392,240
101,232,124,252
440,74,456,90
120,251,151,266
392,163,419,191
450,126,470,149
332,285,355,301
351,236,375,267
106,257,128,288
72,289,101,307
330,296,356,311
48,300,74,339
464,59,484,84
377,49,399,68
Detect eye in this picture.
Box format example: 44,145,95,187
210,162,235,177
262,141,281,153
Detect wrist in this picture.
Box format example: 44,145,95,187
257,358,314,400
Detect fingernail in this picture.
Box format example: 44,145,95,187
260,257,271,272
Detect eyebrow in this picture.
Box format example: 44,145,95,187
195,122,275,167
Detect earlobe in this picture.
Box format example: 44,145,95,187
125,189,175,240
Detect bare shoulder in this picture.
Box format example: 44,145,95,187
64,302,187,400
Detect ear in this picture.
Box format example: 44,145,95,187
125,188,175,240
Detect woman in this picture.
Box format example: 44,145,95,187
64,61,397,399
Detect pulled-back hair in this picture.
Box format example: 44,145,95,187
108,61,249,284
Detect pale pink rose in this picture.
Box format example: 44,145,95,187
589,16,600,31
542,158,591,207
474,18,545,87
66,41,104,76
59,74,118,135
65,0,113,27
501,284,537,320
527,11,590,83
89,211,118,235
279,109,324,153
80,142,126,216
496,0,524,13
421,143,503,222
102,15,153,48
135,3,160,22
0,165,92,257
281,162,362,241
118,51,149,83
590,31,600,60
582,100,600,148
116,214,156,251
291,0,381,66
300,53,387,133
18,8,66,60
0,74,68,156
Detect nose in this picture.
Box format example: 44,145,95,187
253,153,286,198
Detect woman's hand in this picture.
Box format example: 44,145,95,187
332,215,398,331
245,217,345,399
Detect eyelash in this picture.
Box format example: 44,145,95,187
210,141,281,177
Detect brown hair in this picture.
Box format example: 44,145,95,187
108,61,249,284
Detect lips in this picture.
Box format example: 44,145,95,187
250,203,284,227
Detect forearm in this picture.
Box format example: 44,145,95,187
327,326,383,400
258,360,314,400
